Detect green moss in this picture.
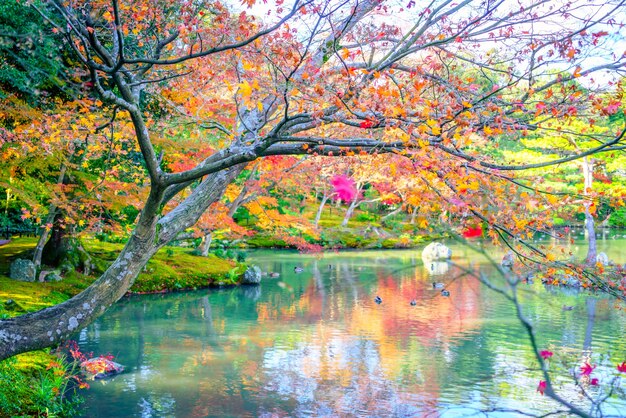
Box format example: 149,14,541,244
0,237,37,275
132,250,239,293
246,234,290,248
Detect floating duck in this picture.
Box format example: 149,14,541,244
432,282,445,289
441,290,450,297
294,266,304,273
410,299,417,306
269,272,280,278
562,305,574,311
374,296,382,304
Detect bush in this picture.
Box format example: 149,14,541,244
609,208,626,228
355,212,377,222
0,355,83,417
235,251,247,262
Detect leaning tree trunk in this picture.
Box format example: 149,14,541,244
0,167,242,361
582,157,597,265
0,222,160,359
32,209,57,271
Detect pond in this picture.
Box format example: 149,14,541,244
76,235,626,417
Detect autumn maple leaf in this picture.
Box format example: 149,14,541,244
540,350,553,360
462,227,482,238
537,380,546,395
617,362,626,373
359,119,376,129
580,362,595,376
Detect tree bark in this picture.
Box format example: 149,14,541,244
32,165,67,270
341,197,359,227
199,232,213,257
314,191,331,227
0,225,159,360
410,206,419,225
582,157,597,265
382,205,403,221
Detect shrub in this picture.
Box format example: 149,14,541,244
0,354,83,417
609,208,626,228
355,212,377,222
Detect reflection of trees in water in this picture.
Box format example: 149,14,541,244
78,252,626,417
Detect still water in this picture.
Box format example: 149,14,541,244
77,237,626,417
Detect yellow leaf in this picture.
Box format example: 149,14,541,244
238,80,252,99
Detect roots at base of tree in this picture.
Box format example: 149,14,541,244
41,234,93,275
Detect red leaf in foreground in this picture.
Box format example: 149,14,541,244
581,362,595,376
462,227,482,238
537,380,546,395
540,350,553,360
617,362,626,373
359,119,375,129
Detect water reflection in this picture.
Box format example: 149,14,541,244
78,242,626,417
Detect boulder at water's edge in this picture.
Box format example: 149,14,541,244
422,242,452,261
242,265,262,285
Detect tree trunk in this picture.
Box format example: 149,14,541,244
314,191,330,227
33,165,67,270
199,232,213,257
0,227,160,360
41,223,92,275
582,157,597,265
32,210,56,271
341,197,359,227
410,206,419,225
382,205,403,221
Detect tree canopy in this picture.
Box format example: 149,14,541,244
1,0,625,360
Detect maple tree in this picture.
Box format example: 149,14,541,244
1,0,626,360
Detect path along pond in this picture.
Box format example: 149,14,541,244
76,235,626,417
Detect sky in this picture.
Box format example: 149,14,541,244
224,0,626,88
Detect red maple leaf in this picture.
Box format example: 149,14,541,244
540,350,553,360
359,119,376,129
617,361,626,373
537,380,546,395
462,227,482,238
581,362,595,376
